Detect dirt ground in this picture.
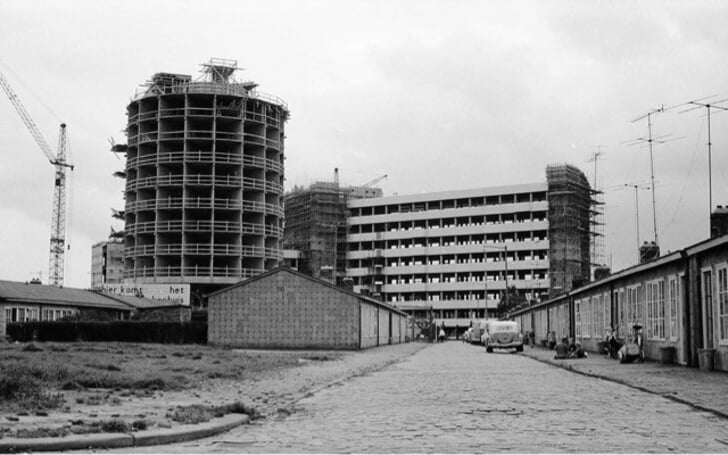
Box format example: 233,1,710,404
0,341,426,438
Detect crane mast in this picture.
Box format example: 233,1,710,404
0,70,73,286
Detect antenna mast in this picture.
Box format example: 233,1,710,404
630,107,666,247
679,96,728,224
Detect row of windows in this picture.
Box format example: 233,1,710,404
351,271,548,287
574,276,683,341
411,309,490,320
382,289,547,303
349,191,548,217
381,271,548,284
5,307,76,323
348,251,548,268
349,234,548,252
348,212,548,234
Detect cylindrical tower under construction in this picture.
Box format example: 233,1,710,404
123,59,288,290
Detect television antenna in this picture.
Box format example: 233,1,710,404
628,106,676,248
678,95,728,224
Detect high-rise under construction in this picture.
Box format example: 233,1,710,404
283,176,383,284
121,59,288,293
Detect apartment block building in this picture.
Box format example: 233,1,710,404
345,164,593,328
91,239,124,288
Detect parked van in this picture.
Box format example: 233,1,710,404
469,319,488,345
484,320,523,353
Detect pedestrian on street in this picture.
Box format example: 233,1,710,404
569,343,588,359
547,331,557,349
554,337,569,359
529,331,535,348
438,327,446,343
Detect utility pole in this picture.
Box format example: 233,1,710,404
679,96,728,224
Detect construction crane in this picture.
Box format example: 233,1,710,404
0,70,74,286
362,174,388,188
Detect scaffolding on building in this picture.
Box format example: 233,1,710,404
546,164,598,297
283,176,384,285
284,181,347,283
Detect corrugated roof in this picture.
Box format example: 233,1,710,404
0,280,132,311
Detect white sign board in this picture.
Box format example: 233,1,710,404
98,283,191,306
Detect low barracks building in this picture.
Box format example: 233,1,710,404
207,268,408,350
512,232,728,371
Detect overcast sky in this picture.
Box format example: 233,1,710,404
2,0,728,288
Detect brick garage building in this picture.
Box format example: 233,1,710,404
207,268,408,350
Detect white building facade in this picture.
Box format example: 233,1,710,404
346,183,551,328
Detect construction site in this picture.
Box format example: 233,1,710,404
282,170,384,284
117,59,289,296
545,163,600,296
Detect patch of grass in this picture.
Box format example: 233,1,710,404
171,404,212,425
170,401,260,425
15,427,69,438
214,401,260,420
0,364,65,412
100,419,131,433
132,419,148,431
0,341,343,410
22,343,43,352
84,363,122,372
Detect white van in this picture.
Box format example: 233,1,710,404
484,320,524,353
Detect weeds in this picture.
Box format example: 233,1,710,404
22,343,43,352
171,401,260,424
171,404,211,425
15,427,69,438
100,419,131,433
132,419,148,431
0,364,65,412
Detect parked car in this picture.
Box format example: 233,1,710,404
483,320,524,353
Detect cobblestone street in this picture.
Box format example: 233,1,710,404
132,342,728,453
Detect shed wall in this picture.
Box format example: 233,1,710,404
379,308,389,345
0,304,5,341
391,313,406,343
208,272,360,349
360,302,379,348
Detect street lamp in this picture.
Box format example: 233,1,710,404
483,243,510,318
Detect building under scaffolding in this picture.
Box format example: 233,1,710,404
283,181,382,284
546,164,598,297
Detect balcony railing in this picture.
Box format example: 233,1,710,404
124,266,265,279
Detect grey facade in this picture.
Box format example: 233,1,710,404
207,268,408,350
346,165,593,329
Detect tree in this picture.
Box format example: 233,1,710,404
496,286,528,318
